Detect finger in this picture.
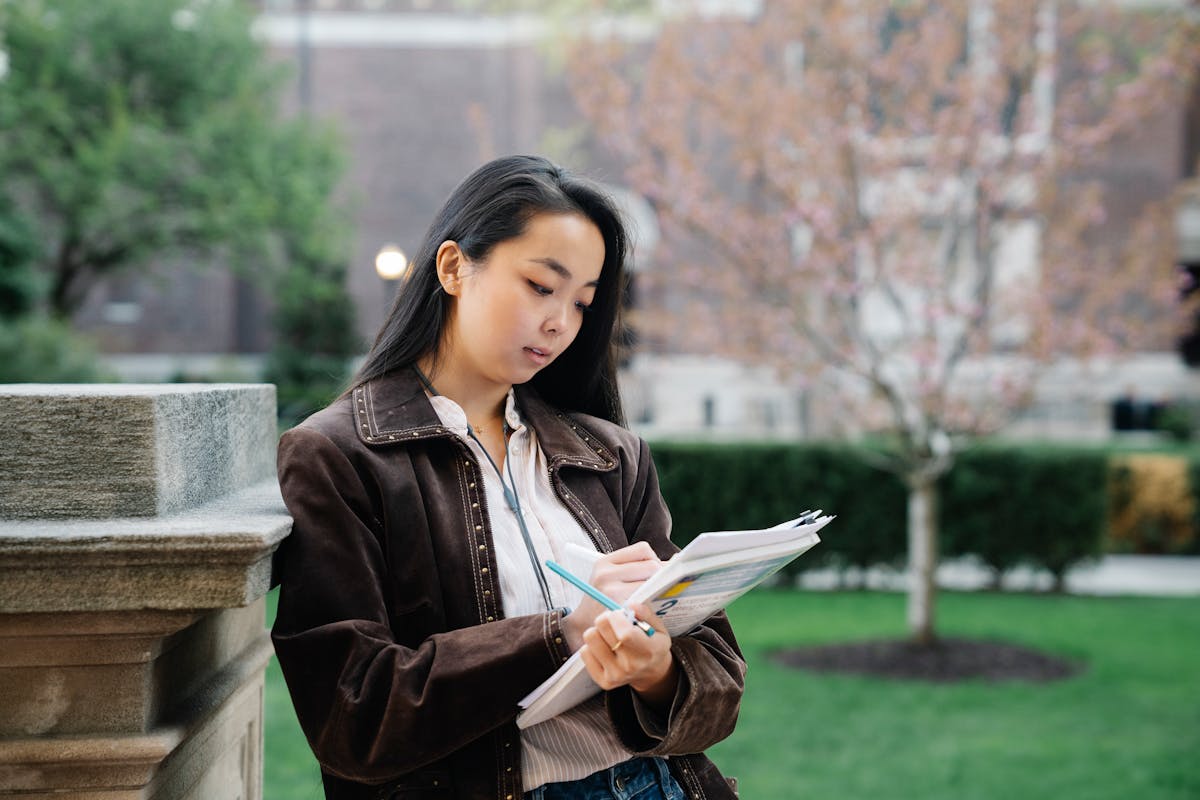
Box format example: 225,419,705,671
589,615,636,665
583,624,621,661
578,644,621,690
605,611,671,670
599,560,660,584
588,566,659,606
593,555,661,584
627,602,667,634
578,642,605,680
598,610,647,656
604,541,661,564
596,607,650,642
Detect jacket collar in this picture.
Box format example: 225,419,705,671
351,369,616,472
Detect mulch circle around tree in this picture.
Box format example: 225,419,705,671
771,637,1083,683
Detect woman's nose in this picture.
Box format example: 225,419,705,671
544,301,570,334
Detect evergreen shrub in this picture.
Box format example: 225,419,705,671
649,442,906,583
939,448,1029,587
941,447,1108,589
264,257,361,426
1017,449,1109,589
652,442,1116,590
0,316,111,383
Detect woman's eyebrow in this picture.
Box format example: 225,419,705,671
530,257,600,288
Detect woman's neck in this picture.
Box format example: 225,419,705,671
415,356,509,429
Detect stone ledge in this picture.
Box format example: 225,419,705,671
0,726,182,771
0,482,291,614
0,722,192,793
0,631,272,794
0,384,276,521
0,382,288,800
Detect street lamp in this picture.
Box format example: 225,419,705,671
375,244,408,281
374,244,408,320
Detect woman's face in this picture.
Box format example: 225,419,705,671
443,211,606,389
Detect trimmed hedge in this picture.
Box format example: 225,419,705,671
649,441,1195,590
940,447,1109,590
651,443,907,584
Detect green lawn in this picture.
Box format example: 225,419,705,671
263,597,324,800
263,589,1200,799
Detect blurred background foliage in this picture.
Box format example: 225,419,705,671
0,0,1195,550
265,254,362,427
0,192,109,380
0,0,359,407
1108,454,1199,555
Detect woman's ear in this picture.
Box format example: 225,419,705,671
435,240,466,296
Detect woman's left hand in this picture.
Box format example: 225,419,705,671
578,602,678,708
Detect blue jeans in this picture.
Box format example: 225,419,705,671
526,757,686,800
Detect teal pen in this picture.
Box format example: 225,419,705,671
545,560,655,637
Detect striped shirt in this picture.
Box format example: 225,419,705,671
428,391,633,791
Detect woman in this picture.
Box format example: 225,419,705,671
272,155,744,800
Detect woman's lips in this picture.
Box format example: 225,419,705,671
524,346,550,365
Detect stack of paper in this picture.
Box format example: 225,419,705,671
517,511,832,728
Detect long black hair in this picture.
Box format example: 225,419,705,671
352,155,629,426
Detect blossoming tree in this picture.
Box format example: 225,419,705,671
568,0,1199,642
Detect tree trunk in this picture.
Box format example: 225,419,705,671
906,479,938,645
1050,568,1067,594
51,244,86,319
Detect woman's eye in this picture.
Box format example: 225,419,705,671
528,281,552,296
575,301,592,313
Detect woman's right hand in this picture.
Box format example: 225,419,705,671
560,542,662,652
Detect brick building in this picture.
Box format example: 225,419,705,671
78,1,1200,438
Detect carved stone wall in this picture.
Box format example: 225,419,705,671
0,385,290,799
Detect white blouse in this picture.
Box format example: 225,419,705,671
427,391,634,790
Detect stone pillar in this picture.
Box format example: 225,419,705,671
0,384,291,799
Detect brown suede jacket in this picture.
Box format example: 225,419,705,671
272,369,745,800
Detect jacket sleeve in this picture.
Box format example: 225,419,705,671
605,437,747,755
271,426,573,785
